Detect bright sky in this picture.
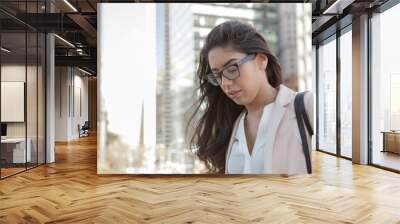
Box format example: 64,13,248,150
99,3,157,148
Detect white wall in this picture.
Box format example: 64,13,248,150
55,67,67,141
1,65,40,138
1,63,46,164
55,67,89,141
1,66,26,132
72,72,89,138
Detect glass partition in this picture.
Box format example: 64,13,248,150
38,32,45,165
371,3,400,171
27,30,38,169
339,28,352,158
317,35,337,155
0,1,46,179
1,30,28,177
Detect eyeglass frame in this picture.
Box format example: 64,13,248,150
206,54,257,86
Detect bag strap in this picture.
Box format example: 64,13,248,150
294,92,313,174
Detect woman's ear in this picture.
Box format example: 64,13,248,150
257,53,268,71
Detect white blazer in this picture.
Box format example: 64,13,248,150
227,101,275,174
225,85,314,175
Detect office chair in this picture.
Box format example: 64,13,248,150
79,121,90,138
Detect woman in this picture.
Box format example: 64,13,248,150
189,21,313,174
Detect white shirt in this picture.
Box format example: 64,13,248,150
227,102,275,174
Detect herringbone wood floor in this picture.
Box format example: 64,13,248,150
1,134,400,223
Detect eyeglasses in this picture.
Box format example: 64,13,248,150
206,54,256,86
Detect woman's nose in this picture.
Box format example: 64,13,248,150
221,75,233,87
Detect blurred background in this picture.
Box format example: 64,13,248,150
98,3,312,174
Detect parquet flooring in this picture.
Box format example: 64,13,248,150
1,167,26,178
1,134,400,223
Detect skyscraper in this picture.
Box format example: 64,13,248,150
277,3,312,91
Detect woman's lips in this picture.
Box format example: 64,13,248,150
228,90,242,99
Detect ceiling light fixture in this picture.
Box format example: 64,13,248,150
322,0,354,15
63,0,78,12
1,47,11,53
78,67,93,76
54,34,75,48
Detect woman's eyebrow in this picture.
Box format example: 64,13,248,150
211,58,238,71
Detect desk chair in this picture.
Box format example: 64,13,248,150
79,121,90,138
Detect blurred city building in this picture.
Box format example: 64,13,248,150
277,3,312,91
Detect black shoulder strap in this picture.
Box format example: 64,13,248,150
294,92,313,174
297,92,313,136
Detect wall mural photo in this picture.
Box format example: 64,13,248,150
98,3,313,174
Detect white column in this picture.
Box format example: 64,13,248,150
352,14,369,164
45,0,55,163
46,33,55,163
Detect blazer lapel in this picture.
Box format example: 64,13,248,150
264,85,293,172
225,85,294,173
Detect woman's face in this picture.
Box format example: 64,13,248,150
208,46,268,105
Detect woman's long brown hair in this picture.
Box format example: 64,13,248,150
188,21,283,173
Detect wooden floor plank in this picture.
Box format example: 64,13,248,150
0,134,400,223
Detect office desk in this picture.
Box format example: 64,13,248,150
1,138,31,163
381,131,400,154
